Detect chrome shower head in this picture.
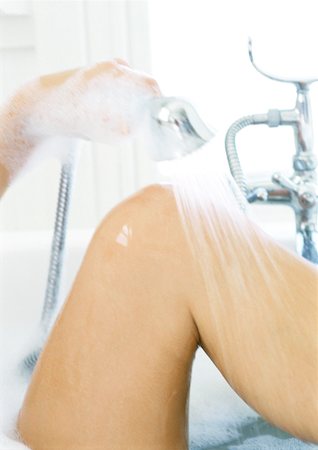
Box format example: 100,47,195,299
149,96,215,161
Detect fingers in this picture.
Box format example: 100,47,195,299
82,59,161,97
120,64,161,96
112,59,161,95
143,75,161,96
113,58,130,67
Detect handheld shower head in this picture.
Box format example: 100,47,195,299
149,96,215,161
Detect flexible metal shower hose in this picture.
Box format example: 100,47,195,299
225,115,260,198
22,150,76,373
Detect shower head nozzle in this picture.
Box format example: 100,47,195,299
149,96,215,161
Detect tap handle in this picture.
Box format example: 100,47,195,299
272,172,317,209
248,38,318,89
272,172,299,194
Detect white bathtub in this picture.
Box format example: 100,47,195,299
1,226,315,450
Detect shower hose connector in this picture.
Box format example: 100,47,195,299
225,38,318,264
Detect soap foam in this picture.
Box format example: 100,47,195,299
26,71,154,143
0,337,32,449
0,65,157,184
228,436,317,450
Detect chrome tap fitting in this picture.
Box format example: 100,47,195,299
149,96,215,160
225,38,318,263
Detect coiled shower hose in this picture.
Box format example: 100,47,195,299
23,149,77,373
225,113,271,199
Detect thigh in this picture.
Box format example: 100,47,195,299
190,218,318,443
18,186,199,450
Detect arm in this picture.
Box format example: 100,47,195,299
0,163,9,197
0,60,160,196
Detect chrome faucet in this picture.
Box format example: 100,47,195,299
225,38,318,264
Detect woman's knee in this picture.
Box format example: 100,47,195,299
89,183,200,330
18,184,199,449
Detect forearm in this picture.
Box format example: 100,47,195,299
0,162,9,196
0,81,39,193
0,61,160,197
0,68,79,190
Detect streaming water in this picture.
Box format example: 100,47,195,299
158,143,318,449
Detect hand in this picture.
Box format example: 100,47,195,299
0,59,161,184
28,58,161,141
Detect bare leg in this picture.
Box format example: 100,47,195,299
18,186,199,450
184,190,318,443
18,185,318,448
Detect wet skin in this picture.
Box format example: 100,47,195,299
17,183,318,449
